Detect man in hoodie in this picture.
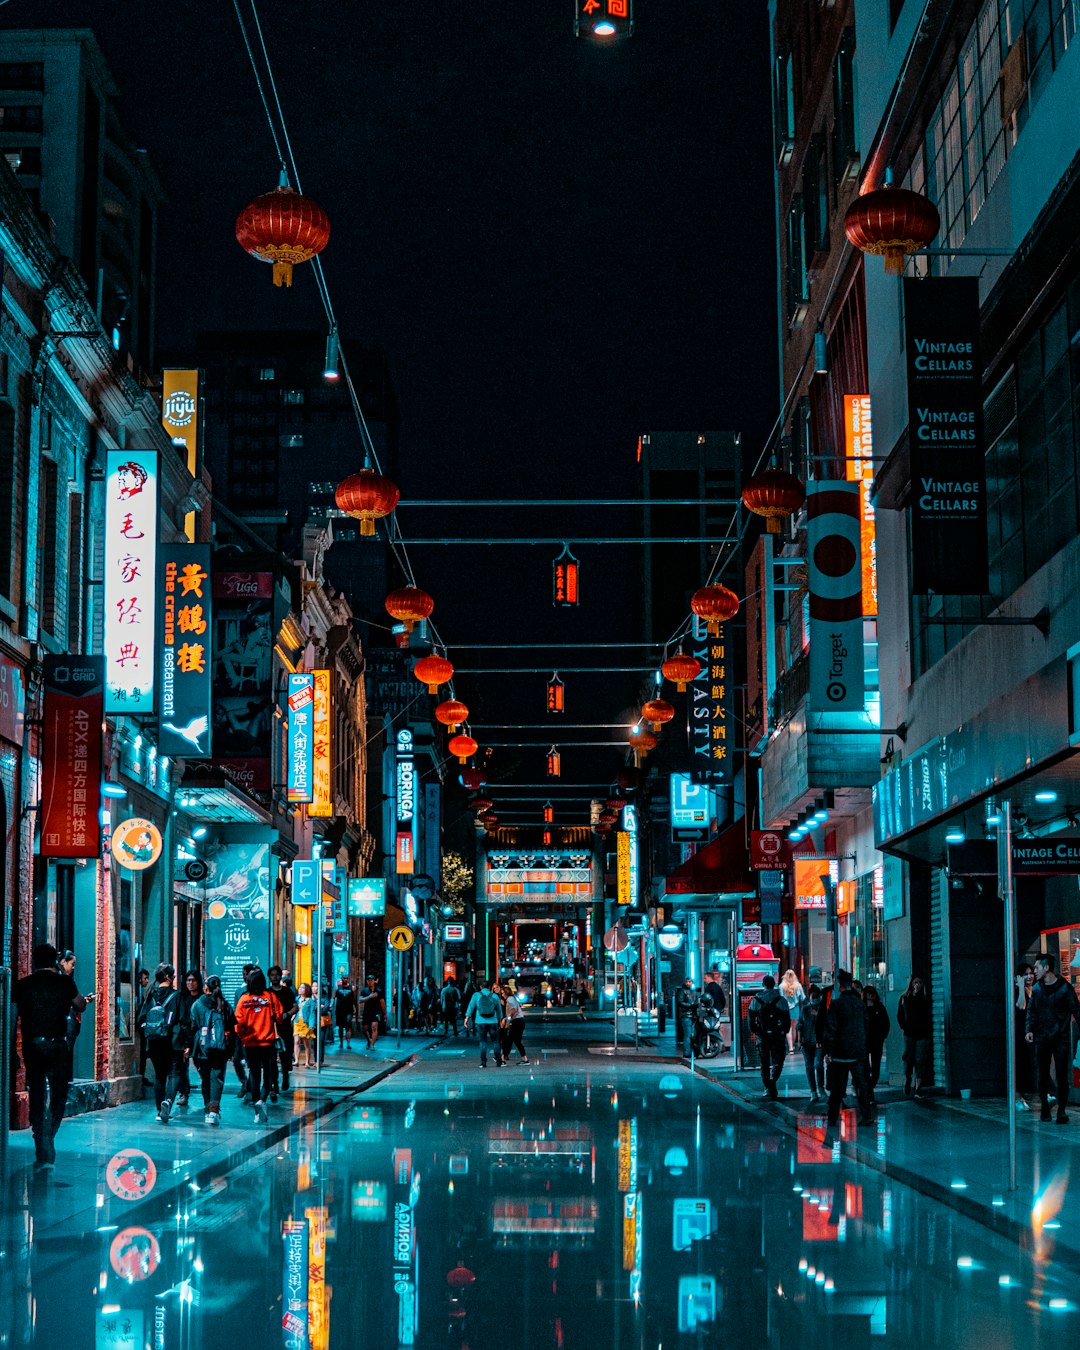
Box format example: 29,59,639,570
749,975,790,1099
1025,953,1080,1123
821,970,874,1128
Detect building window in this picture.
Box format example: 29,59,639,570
0,63,44,91
283,389,305,405
802,134,829,259
67,493,83,652
309,480,335,495
259,367,275,381
773,45,796,165
832,29,859,183
786,194,809,322
39,456,58,635
0,104,43,132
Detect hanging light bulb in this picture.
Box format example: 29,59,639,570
323,326,340,381
547,746,562,778
546,672,565,713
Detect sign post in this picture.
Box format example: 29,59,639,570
998,801,1017,1191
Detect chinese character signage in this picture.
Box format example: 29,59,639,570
552,545,579,607
104,451,158,713
904,276,987,594
161,368,201,473
575,0,633,38
287,673,314,803
210,572,274,792
281,1218,310,1350
750,829,792,870
616,831,631,905
158,545,212,757
309,669,332,817
396,728,416,874
844,395,877,617
807,481,864,712
112,817,164,871
348,877,387,917
321,861,346,931
40,654,103,858
690,626,732,788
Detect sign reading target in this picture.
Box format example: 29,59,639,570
807,481,864,712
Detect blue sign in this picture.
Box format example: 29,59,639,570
670,773,712,842
287,673,314,803
348,877,387,917
322,861,347,932
292,859,320,907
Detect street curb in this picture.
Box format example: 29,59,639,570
688,1062,1080,1267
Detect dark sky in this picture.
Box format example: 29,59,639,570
40,0,779,807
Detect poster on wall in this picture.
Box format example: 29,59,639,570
287,673,314,803
202,832,274,1004
158,545,212,758
40,654,103,858
211,572,274,792
104,451,158,714
807,481,864,712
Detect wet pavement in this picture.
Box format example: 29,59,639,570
2,1023,1079,1348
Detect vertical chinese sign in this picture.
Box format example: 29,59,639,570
552,546,579,607
844,395,877,617
158,545,212,758
104,451,158,714
287,673,314,803
211,572,274,794
691,625,732,790
40,654,104,857
616,831,631,905
309,669,332,818
281,1217,310,1350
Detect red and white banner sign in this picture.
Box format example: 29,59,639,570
40,655,103,858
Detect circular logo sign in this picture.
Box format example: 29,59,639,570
110,1226,161,1282
163,390,196,426
106,1148,158,1201
185,858,209,883
759,832,783,858
112,818,163,871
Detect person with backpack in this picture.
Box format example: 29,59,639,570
465,978,505,1067
676,979,699,1057
440,977,461,1036
748,975,790,1100
798,984,826,1103
268,965,297,1094
501,986,530,1064
144,963,189,1125
13,943,86,1169
821,969,874,1128
190,976,234,1126
234,969,284,1124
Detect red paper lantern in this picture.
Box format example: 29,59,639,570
335,468,400,537
661,654,702,693
640,698,675,733
631,729,657,754
616,767,642,793
595,821,613,835
479,810,498,826
470,796,494,814
691,584,739,636
436,700,470,732
385,587,434,645
235,184,330,288
462,768,486,792
741,467,806,535
606,795,627,811
448,734,478,765
447,1266,477,1289
599,808,618,826
844,185,940,276
413,654,454,695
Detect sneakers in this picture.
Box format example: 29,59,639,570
158,1099,171,1125
903,1080,913,1098
205,1111,221,1127
270,1091,279,1103
480,1062,489,1069
175,1095,189,1110
258,1100,269,1123
521,1057,531,1064
1015,1097,1030,1112
1057,1113,1070,1125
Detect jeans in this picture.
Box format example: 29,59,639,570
1036,1038,1071,1116
195,1053,228,1112
441,1010,459,1036
678,1015,695,1056
147,1041,184,1111
827,1057,872,1126
802,1044,825,1094
759,1033,787,1092
244,1044,276,1104
478,1024,503,1065
275,1027,293,1090
24,1038,69,1157
502,1019,527,1060
868,1044,884,1091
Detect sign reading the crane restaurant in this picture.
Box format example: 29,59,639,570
158,545,212,758
904,277,987,594
104,451,158,713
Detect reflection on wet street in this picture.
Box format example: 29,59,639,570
5,1049,1078,1348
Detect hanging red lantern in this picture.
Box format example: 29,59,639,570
448,734,478,765
741,466,806,535
691,584,740,636
462,767,486,792
385,587,434,645
630,729,657,767
606,795,627,812
436,699,470,732
546,672,565,714
447,1266,477,1289
640,699,675,733
413,654,454,695
479,810,498,826
470,796,494,814
661,653,702,693
235,182,330,288
335,468,400,537
542,801,555,823
547,746,562,778
844,185,940,276
552,545,580,606
542,828,553,846
595,821,613,835
599,808,618,826
616,767,642,793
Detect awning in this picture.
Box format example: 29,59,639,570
176,778,271,825
664,823,756,899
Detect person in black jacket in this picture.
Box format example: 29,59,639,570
821,970,873,1127
863,986,891,1105
144,964,191,1125
1025,953,1080,1123
897,974,933,1098
13,944,86,1170
190,976,235,1126
676,979,699,1057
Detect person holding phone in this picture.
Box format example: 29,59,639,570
14,945,86,1170
59,950,94,1063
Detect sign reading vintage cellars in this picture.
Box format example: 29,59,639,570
844,395,877,616
104,450,158,714
750,829,792,871
40,654,103,858
690,627,732,788
287,673,314,803
309,669,332,817
1012,835,1080,874
396,727,416,875
904,276,987,594
112,817,163,871
158,545,212,758
807,480,864,712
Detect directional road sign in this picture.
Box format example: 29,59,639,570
388,925,415,952
292,859,320,907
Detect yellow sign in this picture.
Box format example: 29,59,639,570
309,669,332,817
622,1192,638,1271
844,394,877,617
388,925,415,952
617,831,631,905
162,369,201,542
112,817,163,871
617,1119,631,1191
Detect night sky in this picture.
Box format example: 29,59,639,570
38,0,778,808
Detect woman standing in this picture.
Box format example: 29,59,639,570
175,970,203,1109
863,986,891,1104
359,974,386,1051
294,983,316,1068
502,986,530,1064
190,976,234,1126
779,969,806,1054
897,974,933,1098
1014,962,1036,1108
234,970,283,1123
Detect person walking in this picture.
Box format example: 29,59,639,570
798,984,826,1103
1026,953,1080,1124
502,986,530,1064
863,985,891,1105
334,976,356,1049
268,965,296,1093
190,976,234,1126
779,969,806,1055
1014,961,1036,1110
465,979,505,1067
13,944,86,1170
676,979,699,1057
135,968,153,1087
359,974,385,1051
461,975,479,1036
234,969,283,1124
294,983,316,1068
144,963,190,1125
821,969,874,1128
440,977,461,1036
175,969,203,1109
748,975,790,1100
897,974,933,1098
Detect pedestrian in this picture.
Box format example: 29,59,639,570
821,969,874,1128
1025,952,1080,1124
540,976,552,1012
465,978,505,1067
461,974,479,1035
440,976,461,1036
144,963,190,1125
502,986,530,1063
1014,961,1036,1109
798,984,826,1103
233,962,256,1100
749,975,790,1099
676,978,698,1057
175,969,203,1109
334,976,356,1049
190,975,234,1126
13,943,86,1170
359,974,385,1051
862,985,891,1104
779,969,806,1055
135,968,153,1087
234,969,283,1124
294,983,316,1068
897,974,933,1098
268,965,296,1092
58,949,95,1068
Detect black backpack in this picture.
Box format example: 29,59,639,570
196,1005,227,1056
144,991,178,1041
757,995,790,1038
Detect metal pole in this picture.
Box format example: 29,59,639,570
315,904,324,1075
728,911,739,1071
999,801,1018,1191
397,949,403,1048
0,967,9,1167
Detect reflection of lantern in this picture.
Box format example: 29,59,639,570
595,821,613,835
448,734,478,765
616,766,642,793
235,182,330,287
661,653,702,693
543,801,554,823
547,746,561,778
447,1266,477,1289
546,672,565,713
385,587,434,645
462,767,486,792
479,810,498,826
690,584,740,636
552,545,579,607
630,728,656,767
335,468,400,537
413,654,454,694
741,466,805,534
436,700,469,732
844,185,940,275
640,699,675,733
